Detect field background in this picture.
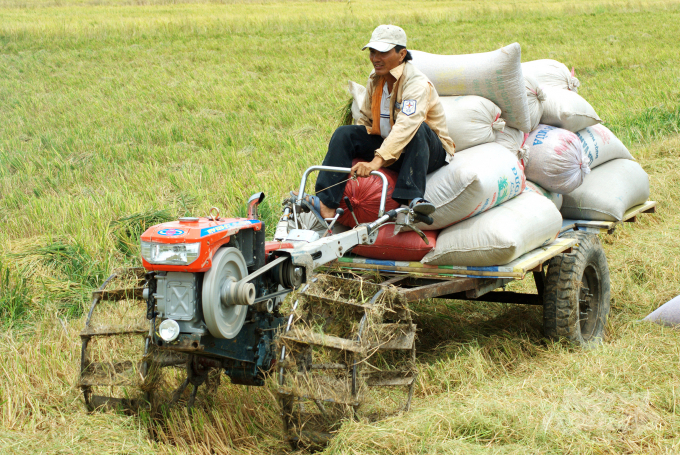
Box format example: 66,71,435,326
1,0,680,453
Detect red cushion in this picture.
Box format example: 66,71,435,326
337,160,401,227
351,225,439,262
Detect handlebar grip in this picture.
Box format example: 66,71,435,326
343,196,354,213
413,213,434,225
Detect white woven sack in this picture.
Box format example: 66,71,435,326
541,87,601,132
574,124,634,169
348,80,366,124
422,191,562,267
525,124,590,194
439,95,505,152
525,75,546,131
561,158,649,222
410,43,532,132
494,126,528,159
525,180,563,210
522,59,580,92
643,295,680,327
416,142,526,231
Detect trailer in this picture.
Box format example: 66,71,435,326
274,200,655,446
325,200,657,345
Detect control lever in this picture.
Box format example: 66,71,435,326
413,212,434,225
322,208,344,238
343,196,360,226
409,209,434,244
366,206,435,238
411,226,430,245
382,208,431,245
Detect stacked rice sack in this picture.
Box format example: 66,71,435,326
521,59,649,222
343,45,649,267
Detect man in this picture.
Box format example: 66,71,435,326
304,24,455,221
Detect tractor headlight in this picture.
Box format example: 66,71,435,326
158,319,181,342
141,241,201,265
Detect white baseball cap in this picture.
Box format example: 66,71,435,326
362,25,407,52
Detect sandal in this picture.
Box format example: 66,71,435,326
288,191,314,214
300,194,329,227
410,198,436,216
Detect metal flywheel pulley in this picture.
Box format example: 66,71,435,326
202,247,252,339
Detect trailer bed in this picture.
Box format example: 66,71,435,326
326,200,657,304
561,201,656,235
336,237,576,280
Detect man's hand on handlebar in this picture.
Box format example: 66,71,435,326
350,155,385,178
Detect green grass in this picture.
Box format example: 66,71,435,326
1,0,680,453
109,208,174,257
0,262,30,326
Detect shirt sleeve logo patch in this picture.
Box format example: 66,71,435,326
402,99,417,116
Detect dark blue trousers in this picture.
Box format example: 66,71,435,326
315,123,448,208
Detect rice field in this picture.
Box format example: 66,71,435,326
1,0,680,453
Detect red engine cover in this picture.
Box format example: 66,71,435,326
140,217,263,272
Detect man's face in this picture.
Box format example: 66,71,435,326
369,48,405,76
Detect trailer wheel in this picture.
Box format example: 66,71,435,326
543,231,610,347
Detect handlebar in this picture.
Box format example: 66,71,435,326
296,166,389,218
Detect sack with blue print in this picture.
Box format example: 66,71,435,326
524,124,590,194
422,191,562,267
412,142,526,231
574,124,634,169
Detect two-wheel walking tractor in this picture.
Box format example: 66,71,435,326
78,166,656,448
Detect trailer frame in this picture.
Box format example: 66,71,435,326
325,201,657,307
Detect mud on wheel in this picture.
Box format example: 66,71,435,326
78,268,152,411
277,274,417,449
79,268,212,413
543,231,611,347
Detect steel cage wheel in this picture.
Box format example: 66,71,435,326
276,274,417,450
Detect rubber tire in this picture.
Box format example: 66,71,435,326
543,231,611,347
